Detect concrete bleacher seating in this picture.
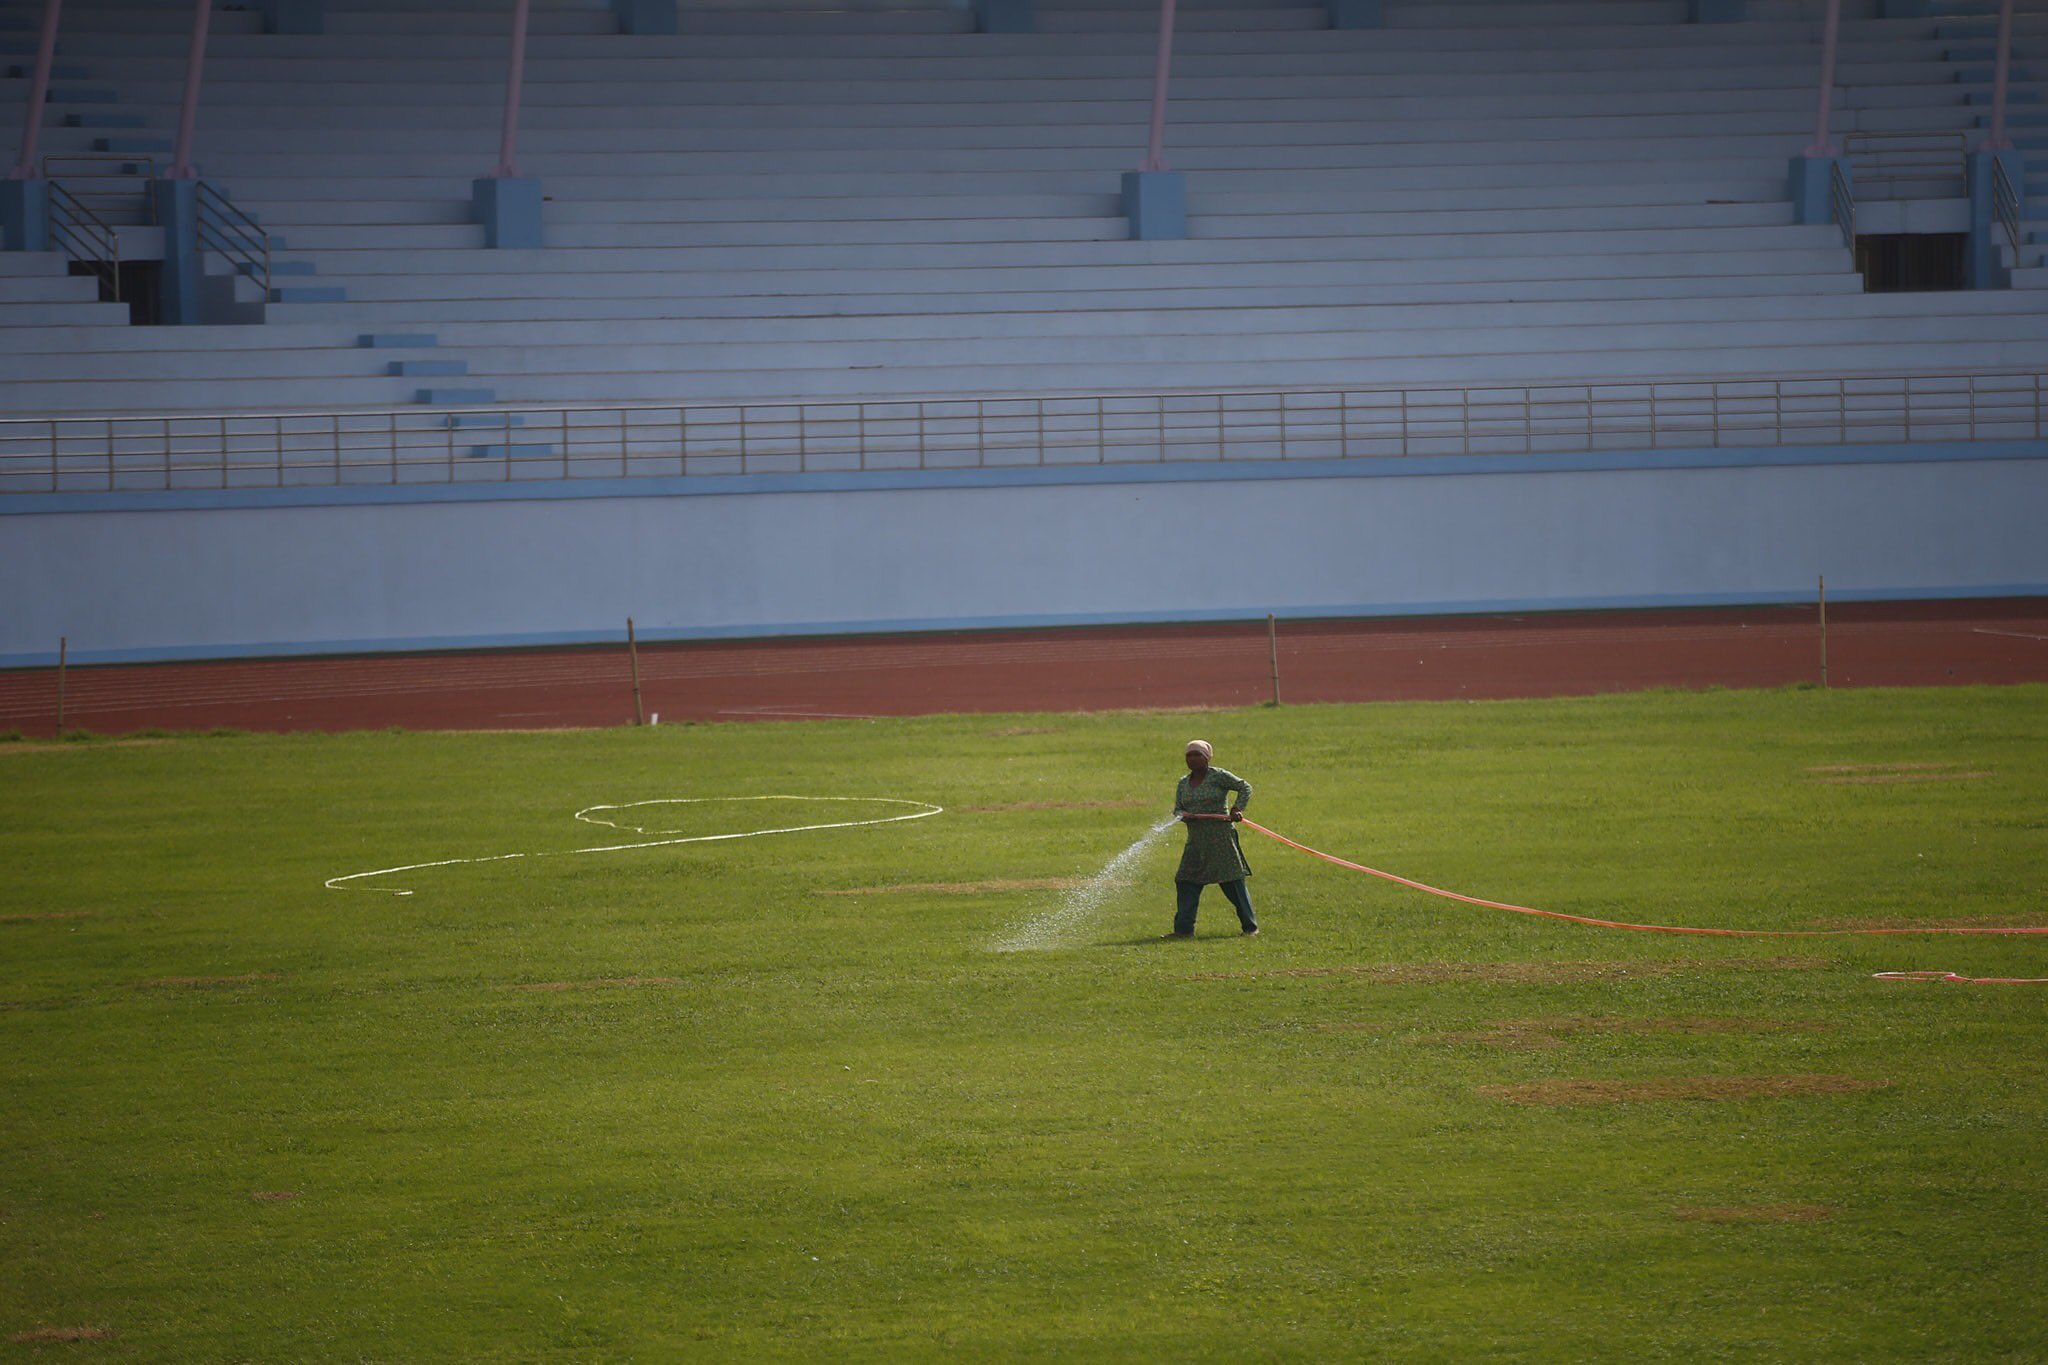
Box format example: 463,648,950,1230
1,0,2044,422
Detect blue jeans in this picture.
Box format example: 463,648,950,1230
1175,879,1256,935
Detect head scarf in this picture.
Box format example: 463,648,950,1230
1185,739,1213,762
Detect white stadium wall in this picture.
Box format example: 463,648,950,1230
2,449,2044,666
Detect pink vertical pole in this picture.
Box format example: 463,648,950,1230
8,0,63,180
1805,0,1843,157
167,0,212,179
1986,0,2015,151
1141,0,1179,172
495,0,532,178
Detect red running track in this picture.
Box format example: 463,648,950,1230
1,598,2044,736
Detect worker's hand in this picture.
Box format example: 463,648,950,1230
1230,810,1244,823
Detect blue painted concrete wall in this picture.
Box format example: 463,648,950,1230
2,451,2043,666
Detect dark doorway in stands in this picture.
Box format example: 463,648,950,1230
1854,233,1967,292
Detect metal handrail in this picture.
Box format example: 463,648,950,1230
44,181,121,304
1841,130,1968,202
1827,158,1855,250
1991,156,2023,260
2,371,2042,496
41,153,157,225
193,180,270,298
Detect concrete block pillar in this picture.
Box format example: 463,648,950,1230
613,0,677,34
258,0,324,34
1327,0,1382,27
0,178,51,252
1788,154,1850,227
472,175,544,249
153,178,203,325
1122,170,1186,241
971,0,1033,33
1967,148,2027,289
1688,0,1744,21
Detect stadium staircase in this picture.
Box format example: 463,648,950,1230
1,0,2045,423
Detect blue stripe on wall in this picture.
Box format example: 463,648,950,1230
5,438,2043,518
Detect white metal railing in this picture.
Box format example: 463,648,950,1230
41,153,157,227
2,372,2043,496
1991,156,2023,261
195,181,270,300
1827,157,1856,251
1842,130,1969,202
45,181,121,304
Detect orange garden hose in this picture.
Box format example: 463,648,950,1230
1194,815,2048,984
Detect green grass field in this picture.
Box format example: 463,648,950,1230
4,686,2046,1360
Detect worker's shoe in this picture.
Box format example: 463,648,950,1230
1161,931,1194,940
1241,927,1260,936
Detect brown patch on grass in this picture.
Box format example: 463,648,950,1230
130,972,281,990
955,799,1153,813
1183,956,1831,985
1672,1203,1833,1224
1424,1015,1821,1050
0,911,93,924
1478,1074,1889,1106
9,1327,113,1343
1810,912,2031,931
250,1191,300,1202
1810,771,1991,786
504,976,682,992
0,738,173,756
821,877,1124,896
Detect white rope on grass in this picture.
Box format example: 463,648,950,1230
324,795,944,896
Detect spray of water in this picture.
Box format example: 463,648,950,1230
992,816,1178,952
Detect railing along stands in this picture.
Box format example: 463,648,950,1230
1841,130,1969,202
44,181,120,303
41,153,157,226
194,181,269,298
1991,156,2023,261
2,372,2042,497
1827,158,1856,251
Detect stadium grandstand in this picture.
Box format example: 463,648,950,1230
0,0,2043,672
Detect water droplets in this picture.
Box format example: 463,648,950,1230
992,817,1177,952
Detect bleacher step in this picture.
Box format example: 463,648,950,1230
466,443,556,460
360,333,440,349
418,387,498,404
389,359,469,377
62,112,146,129
92,137,174,154
269,285,346,303
444,413,525,428
8,63,89,80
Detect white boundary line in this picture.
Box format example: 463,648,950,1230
325,795,944,896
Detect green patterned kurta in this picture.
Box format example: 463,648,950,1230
1173,767,1253,884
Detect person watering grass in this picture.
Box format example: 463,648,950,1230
1166,739,1258,938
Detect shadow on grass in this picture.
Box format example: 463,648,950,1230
1096,934,1262,948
